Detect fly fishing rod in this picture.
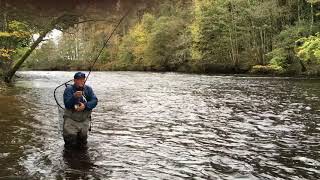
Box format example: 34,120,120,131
85,9,130,84
54,10,130,109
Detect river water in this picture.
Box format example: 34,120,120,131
0,71,319,180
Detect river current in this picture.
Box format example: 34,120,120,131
0,71,319,179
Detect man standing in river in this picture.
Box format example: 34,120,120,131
63,72,98,149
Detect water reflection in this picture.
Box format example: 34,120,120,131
62,148,95,179
0,86,36,178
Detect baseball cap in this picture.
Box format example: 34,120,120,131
74,72,86,79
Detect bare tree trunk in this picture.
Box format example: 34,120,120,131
298,0,301,24
259,28,266,65
229,1,239,72
246,0,259,64
1,0,8,32
263,29,266,65
234,32,239,71
310,3,314,31
229,31,235,64
74,28,78,60
3,10,7,32
299,59,307,72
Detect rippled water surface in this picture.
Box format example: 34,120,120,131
0,71,319,179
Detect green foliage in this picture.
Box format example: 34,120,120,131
191,0,227,62
266,21,320,74
117,12,191,71
307,0,320,4
26,40,63,70
250,65,284,75
0,21,31,58
144,16,187,70
0,48,14,61
0,20,31,74
117,13,154,69
8,21,31,32
0,21,31,50
297,33,320,64
21,0,320,76
189,0,286,72
273,23,312,49
268,48,288,68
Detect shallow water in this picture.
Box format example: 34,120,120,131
0,71,319,179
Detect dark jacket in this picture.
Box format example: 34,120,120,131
63,84,98,111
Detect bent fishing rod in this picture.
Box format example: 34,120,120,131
54,10,130,109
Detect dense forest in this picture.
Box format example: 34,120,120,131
1,0,320,79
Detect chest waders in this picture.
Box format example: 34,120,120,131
63,109,92,148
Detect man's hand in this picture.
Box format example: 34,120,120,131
75,102,86,112
74,91,83,98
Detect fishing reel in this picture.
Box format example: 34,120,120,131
74,103,82,110
74,86,84,110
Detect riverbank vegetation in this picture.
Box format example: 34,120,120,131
1,0,320,81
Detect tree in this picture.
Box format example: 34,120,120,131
4,13,80,82
297,33,320,64
0,20,31,73
1,0,150,82
190,0,252,72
